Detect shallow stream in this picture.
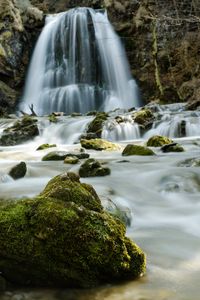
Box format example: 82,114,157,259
0,105,200,300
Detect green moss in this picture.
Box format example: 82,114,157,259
40,172,103,212
48,114,58,123
122,144,155,156
147,135,173,147
64,156,79,164
0,172,146,288
81,138,121,151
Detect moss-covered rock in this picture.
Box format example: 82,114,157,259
36,143,56,151
146,135,173,147
0,172,146,288
42,151,89,161
79,158,111,177
81,138,121,151
122,144,155,156
0,116,39,146
133,109,154,129
86,112,108,138
9,161,27,180
161,143,185,153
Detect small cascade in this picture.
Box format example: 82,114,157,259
102,115,140,141
19,7,139,116
35,116,93,145
145,112,200,139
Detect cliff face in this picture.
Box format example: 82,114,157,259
0,0,200,114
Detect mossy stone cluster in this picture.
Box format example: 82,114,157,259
0,172,146,288
147,135,173,147
36,143,56,151
0,116,39,146
122,144,155,156
42,151,89,161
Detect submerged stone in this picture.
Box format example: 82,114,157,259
147,135,173,147
9,161,27,180
177,157,200,167
0,116,39,146
79,158,111,177
0,172,146,288
81,138,121,151
122,144,155,156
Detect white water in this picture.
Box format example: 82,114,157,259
1,106,200,299
19,7,139,116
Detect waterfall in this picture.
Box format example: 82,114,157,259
19,7,139,116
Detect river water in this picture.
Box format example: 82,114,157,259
0,104,200,300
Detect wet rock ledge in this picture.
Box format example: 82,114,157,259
0,172,146,288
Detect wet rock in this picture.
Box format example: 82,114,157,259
36,143,56,151
42,151,89,161
71,112,82,117
122,144,155,156
9,161,27,180
147,135,173,147
48,114,58,123
0,116,39,146
161,143,185,153
0,275,6,291
64,156,79,164
0,172,146,288
79,158,111,177
133,109,154,130
81,138,121,151
86,112,108,138
0,81,18,115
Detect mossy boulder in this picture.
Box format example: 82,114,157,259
0,116,39,146
86,112,108,138
122,144,155,156
81,138,121,151
79,158,111,177
133,109,154,129
9,161,27,180
36,143,56,151
0,80,18,115
146,135,173,147
0,172,146,288
42,151,89,161
161,143,185,153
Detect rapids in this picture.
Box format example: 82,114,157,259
0,104,200,300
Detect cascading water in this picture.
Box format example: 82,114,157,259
19,7,139,116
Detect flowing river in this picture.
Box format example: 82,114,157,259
0,103,200,300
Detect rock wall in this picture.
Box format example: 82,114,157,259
0,0,200,114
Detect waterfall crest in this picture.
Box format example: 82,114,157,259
19,7,139,116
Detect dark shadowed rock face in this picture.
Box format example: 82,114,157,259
0,116,39,146
0,172,146,288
